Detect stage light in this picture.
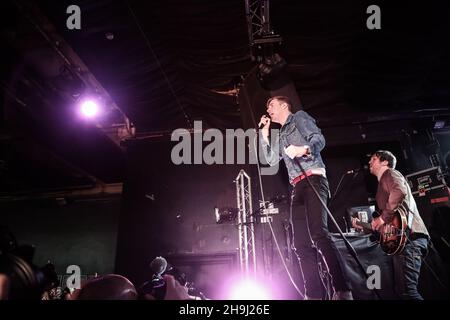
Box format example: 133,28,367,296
214,207,238,224
77,94,105,120
257,53,287,86
80,100,99,118
434,120,445,129
227,278,272,300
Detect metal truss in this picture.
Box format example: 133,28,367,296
235,169,257,275
244,0,282,61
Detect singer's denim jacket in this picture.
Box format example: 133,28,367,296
260,111,326,184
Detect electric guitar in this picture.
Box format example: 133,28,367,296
351,204,408,255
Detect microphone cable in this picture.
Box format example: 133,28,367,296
252,132,306,299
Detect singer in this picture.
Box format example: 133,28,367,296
259,96,352,300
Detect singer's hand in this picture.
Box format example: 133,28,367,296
258,115,270,132
284,145,310,159
258,115,270,128
258,115,270,143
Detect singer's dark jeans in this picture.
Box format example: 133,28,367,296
290,175,351,298
393,236,428,300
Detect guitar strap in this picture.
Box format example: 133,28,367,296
400,201,414,231
407,212,413,230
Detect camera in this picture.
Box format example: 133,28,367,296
0,226,59,300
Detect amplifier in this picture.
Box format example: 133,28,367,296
406,166,449,229
346,205,376,227
406,166,448,199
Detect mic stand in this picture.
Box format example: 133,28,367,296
329,171,347,207
295,160,382,300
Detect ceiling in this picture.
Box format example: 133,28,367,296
1,0,450,195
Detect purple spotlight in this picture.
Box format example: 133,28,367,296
227,278,272,300
80,100,99,118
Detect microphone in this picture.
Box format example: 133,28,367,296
150,256,168,277
342,216,349,233
346,168,360,175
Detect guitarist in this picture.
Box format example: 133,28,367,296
353,150,429,300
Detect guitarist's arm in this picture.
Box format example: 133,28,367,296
351,215,385,232
371,216,385,231
381,170,408,224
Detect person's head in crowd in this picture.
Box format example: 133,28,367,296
0,273,9,300
75,274,137,300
